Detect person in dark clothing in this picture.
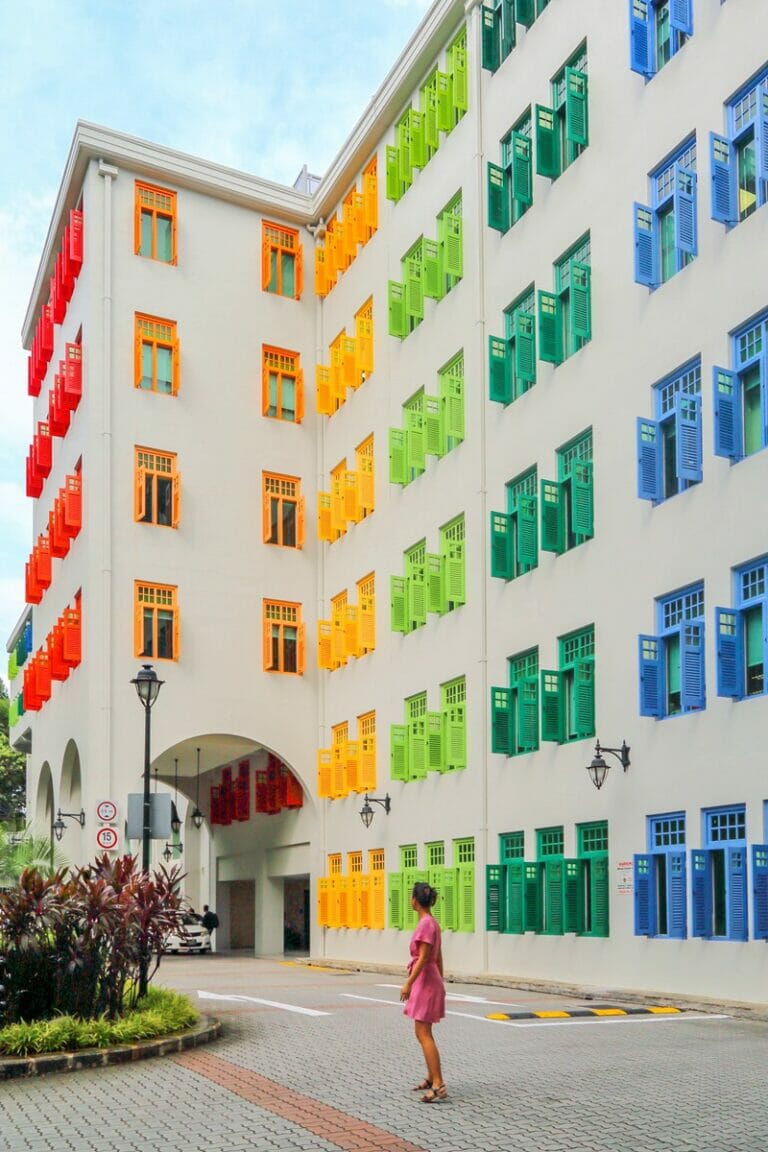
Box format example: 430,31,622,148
201,905,219,934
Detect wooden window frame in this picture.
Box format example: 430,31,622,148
134,581,179,661
262,346,303,423
135,447,180,528
263,599,305,674
134,313,179,395
262,472,303,548
134,181,177,264
262,221,303,299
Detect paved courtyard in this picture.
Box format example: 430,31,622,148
1,955,767,1152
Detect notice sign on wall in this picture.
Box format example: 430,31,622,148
96,800,117,824
616,860,633,894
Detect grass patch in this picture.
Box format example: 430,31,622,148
0,987,199,1056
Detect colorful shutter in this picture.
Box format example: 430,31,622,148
491,686,513,754
405,404,425,474
573,659,595,738
514,311,536,382
388,872,403,928
487,162,510,233
633,854,655,936
457,864,475,932
486,864,506,932
409,561,427,629
388,281,407,338
405,256,424,323
565,69,588,148
633,203,658,289
754,83,768,183
490,511,513,580
488,335,512,404
535,105,559,179
427,711,444,771
638,634,663,717
629,0,653,77
426,553,444,615
674,165,697,257
715,607,744,699
517,494,538,569
523,861,542,931
500,0,515,57
444,541,465,607
752,845,768,941
667,851,687,939
511,132,532,206
540,670,563,743
410,109,426,169
408,718,428,780
516,0,534,27
669,0,693,37
506,860,525,933
712,367,739,460
690,848,712,937
389,428,407,486
675,394,702,482
390,723,408,781
537,291,562,364
569,261,591,343
710,132,737,226
390,575,407,633
680,622,705,712
424,396,444,456
317,749,332,798
564,859,583,934
481,5,500,73
544,860,564,935
441,213,463,279
422,239,443,300
727,846,748,941
385,146,400,201
444,699,466,769
439,867,457,931
636,418,662,502
519,676,539,751
436,72,452,133
572,460,594,538
451,45,468,113
590,857,609,937
540,479,564,554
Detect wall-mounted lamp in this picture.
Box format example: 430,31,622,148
53,808,85,841
191,746,204,830
359,793,392,829
586,740,631,790
162,840,182,863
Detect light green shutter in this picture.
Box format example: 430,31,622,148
565,68,588,148
422,239,442,300
389,427,407,486
573,659,595,738
403,868,429,930
405,408,425,476
535,104,560,179
385,145,401,201
390,575,407,632
451,45,468,113
436,71,452,132
409,108,426,169
422,77,439,151
397,118,412,188
408,559,427,628
442,212,463,279
444,370,464,440
491,686,513,754
541,670,563,743
511,132,533,205
427,553,445,615
408,719,428,780
487,162,510,233
569,261,592,343
540,479,565,554
457,864,475,932
427,711,444,771
424,395,445,457
538,290,562,364
405,257,424,323
440,867,458,930
390,724,408,781
388,872,403,928
514,312,536,382
443,539,465,606
506,859,525,933
517,493,538,569
572,460,594,538
388,281,407,339
445,699,466,769
489,335,512,404
519,676,539,751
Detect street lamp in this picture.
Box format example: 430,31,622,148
130,663,164,998
586,740,631,790
171,758,182,835
359,793,392,829
52,808,85,841
191,746,204,830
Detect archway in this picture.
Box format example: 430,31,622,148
59,739,83,864
34,762,54,845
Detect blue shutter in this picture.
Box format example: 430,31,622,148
675,394,702,482
727,846,748,941
713,367,740,460
752,845,768,941
674,166,697,257
669,0,693,37
710,133,737,226
755,83,768,183
633,203,658,288
761,348,768,449
638,634,663,718
690,849,712,938
636,417,662,502
667,851,687,939
680,621,705,712
629,0,653,77
716,607,744,699
633,854,655,936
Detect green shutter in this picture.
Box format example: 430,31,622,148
572,460,594,538
517,493,538,569
501,0,516,57
489,335,512,404
385,145,401,201
405,406,425,474
451,44,468,113
517,0,534,27
490,511,513,580
409,561,427,628
523,861,542,931
427,711,444,771
397,118,412,188
441,212,463,279
491,686,513,754
388,280,407,339
511,132,532,206
424,395,445,457
544,860,565,935
440,867,458,930
444,700,466,769
519,676,539,751
408,719,428,780
426,553,444,614
506,859,525,933
422,238,443,300
487,162,510,233
391,575,407,632
443,369,464,441
436,72,452,133
573,659,595,738
486,864,506,932
569,261,592,343
388,872,403,928
389,427,407,485
390,724,408,781
540,479,565,554
443,540,465,606
541,670,563,743
564,859,584,933
422,77,439,151
589,856,609,937
514,312,536,382
403,869,428,930
410,108,426,169
535,104,560,178
481,5,500,73
565,68,588,148
457,863,475,932
405,256,424,323
537,290,562,364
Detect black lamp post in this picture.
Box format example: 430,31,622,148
359,793,392,829
130,663,164,997
586,740,631,790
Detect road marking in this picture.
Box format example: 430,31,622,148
197,990,331,1016
483,1013,730,1029
376,983,527,1006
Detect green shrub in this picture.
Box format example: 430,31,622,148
0,987,199,1056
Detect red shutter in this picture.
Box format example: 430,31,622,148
255,768,269,812
36,652,52,702
62,607,82,667
235,761,250,821
36,536,52,588
48,626,69,682
61,225,75,294
63,475,82,535
69,209,84,271
284,771,303,808
25,559,42,605
209,786,221,825
63,343,82,409
26,454,43,499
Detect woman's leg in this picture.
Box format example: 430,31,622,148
414,1021,443,1087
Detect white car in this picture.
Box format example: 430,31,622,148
164,914,212,955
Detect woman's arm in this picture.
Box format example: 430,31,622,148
400,941,432,1000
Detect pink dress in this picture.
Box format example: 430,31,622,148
403,914,445,1023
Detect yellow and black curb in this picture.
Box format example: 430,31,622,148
485,1005,681,1022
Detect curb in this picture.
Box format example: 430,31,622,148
484,1005,681,1022
0,1014,221,1081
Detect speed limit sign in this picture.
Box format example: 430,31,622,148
96,827,119,851
96,800,117,823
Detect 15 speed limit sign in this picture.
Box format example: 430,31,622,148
96,827,119,851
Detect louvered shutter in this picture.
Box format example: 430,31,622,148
713,367,739,460
445,699,466,769
427,711,444,771
752,845,768,940
754,83,768,183
442,213,463,279
424,396,444,457
675,394,702,482
487,162,510,233
390,724,408,781
410,109,426,169
452,44,467,112
426,553,444,615
727,846,748,941
421,238,442,300
565,69,588,147
444,372,464,441
506,860,525,933
680,622,705,711
564,859,583,934
519,676,538,751
490,511,513,580
535,105,559,178
514,311,536,382
516,0,534,27
440,867,457,931
390,575,407,632
523,861,542,931
590,857,609,937
409,561,427,629
715,607,744,699
667,852,687,939
690,849,712,937
408,718,428,780
486,864,506,932
674,166,697,257
633,854,655,935
517,494,538,570
540,479,564,554
511,132,532,206
386,145,400,201
388,872,403,928
638,635,663,717
405,257,423,323
540,671,563,743
457,864,475,932
629,0,653,77
491,686,513,754
388,281,407,338
436,72,452,133
633,203,658,288
569,261,591,343
389,428,407,485
489,335,512,404
537,291,562,364
481,5,500,73
573,659,595,738
545,860,564,935
636,418,662,502
572,461,594,538
669,0,693,37
710,133,737,225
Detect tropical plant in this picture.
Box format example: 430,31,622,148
0,825,64,886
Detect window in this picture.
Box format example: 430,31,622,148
134,182,177,264
389,353,463,485
262,346,302,423
490,467,537,583
538,235,591,365
541,430,593,555
328,853,342,876
716,556,768,699
134,314,179,394
262,222,302,298
356,574,376,655
691,806,748,940
262,473,303,547
400,844,418,871
453,837,475,932
714,310,768,462
500,832,524,861
542,626,595,744
536,827,565,936
489,288,536,405
426,842,445,868
639,582,705,717
438,193,463,297
391,517,464,634
263,600,305,674
637,360,702,502
439,515,466,614
135,448,179,528
388,195,462,338
712,73,768,227
134,582,178,661
481,0,515,73
577,821,609,938
369,848,385,872
491,647,539,756
441,676,467,770
488,112,533,234
634,813,687,938
348,851,363,874
634,138,697,288
537,45,588,180
630,0,692,79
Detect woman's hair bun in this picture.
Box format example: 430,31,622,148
412,881,438,909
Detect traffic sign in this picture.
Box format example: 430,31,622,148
96,800,117,823
96,826,119,850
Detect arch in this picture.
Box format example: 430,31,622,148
35,762,54,839
59,739,84,862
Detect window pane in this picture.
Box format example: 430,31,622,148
659,207,675,283
269,250,279,294
662,421,679,499
656,3,671,68
737,136,757,221
271,623,281,670
142,608,154,656
268,372,278,417
282,500,297,547
269,496,280,543
156,477,172,526
156,346,172,394
141,342,153,389
140,211,153,257
745,604,764,695
712,849,727,936
281,251,296,298
157,609,174,658
666,632,681,714
283,625,297,672
282,375,296,421
142,474,154,523
157,215,173,262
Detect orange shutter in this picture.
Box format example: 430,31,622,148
135,467,146,521
295,368,304,422
134,324,142,387
134,194,142,255
296,622,305,674
295,244,303,299
261,233,271,291
296,496,305,549
172,603,180,660
359,873,371,929
331,478,345,538
172,338,180,395
355,312,373,378
172,472,181,528
134,595,144,657
364,169,378,234
263,614,274,671
332,743,347,797
314,247,327,298
343,337,357,389
331,610,347,667
262,487,272,544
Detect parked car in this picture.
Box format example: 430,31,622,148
164,914,212,955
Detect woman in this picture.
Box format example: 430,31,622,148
399,881,447,1103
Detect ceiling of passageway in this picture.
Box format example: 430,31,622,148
152,734,262,782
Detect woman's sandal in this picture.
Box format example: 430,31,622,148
412,1079,432,1091
420,1083,448,1104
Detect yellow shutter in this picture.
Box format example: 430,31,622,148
331,478,346,538
364,169,378,234
331,609,347,667
314,247,328,297
328,876,341,928
134,594,144,657
332,741,347,797
346,739,360,792
355,311,373,377
338,876,350,928
172,338,180,395
360,594,375,653
358,455,374,514
317,748,332,797
316,365,332,415
317,492,332,542
349,874,363,929
343,336,357,389
318,877,329,926
295,368,304,422
263,614,275,671
360,733,376,791
370,871,385,930
344,470,361,522
317,620,333,670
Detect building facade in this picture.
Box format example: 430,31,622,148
7,0,768,1001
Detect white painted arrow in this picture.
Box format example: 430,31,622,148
197,990,330,1016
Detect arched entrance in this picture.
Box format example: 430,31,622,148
34,762,54,846
60,740,83,864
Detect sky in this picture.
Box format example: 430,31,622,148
0,0,432,655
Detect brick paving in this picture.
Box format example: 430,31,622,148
0,957,767,1152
